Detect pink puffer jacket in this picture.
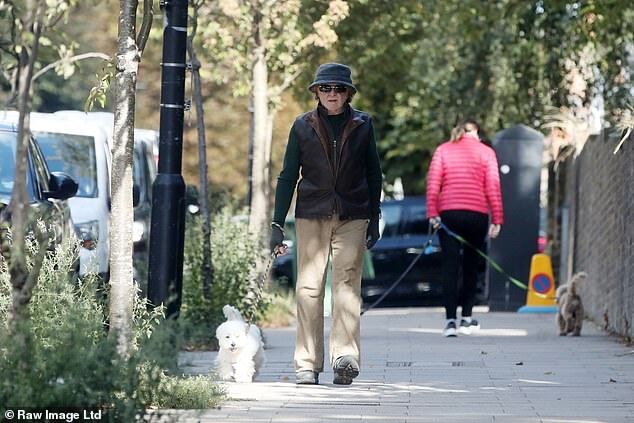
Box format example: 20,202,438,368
426,134,503,224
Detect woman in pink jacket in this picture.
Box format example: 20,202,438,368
426,120,503,337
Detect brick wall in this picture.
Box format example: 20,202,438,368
554,132,634,339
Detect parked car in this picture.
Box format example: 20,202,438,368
23,112,112,281
0,120,79,259
52,111,158,286
364,196,488,307
130,128,158,253
361,196,443,306
270,197,487,307
270,218,382,292
130,128,158,286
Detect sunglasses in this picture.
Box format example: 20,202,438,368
318,84,348,93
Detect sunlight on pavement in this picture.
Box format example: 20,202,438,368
543,420,610,423
390,327,528,336
407,386,469,393
220,380,472,402
517,378,561,385
365,305,490,316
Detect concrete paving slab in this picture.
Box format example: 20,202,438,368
175,307,634,422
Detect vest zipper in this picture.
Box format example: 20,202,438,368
333,138,339,214
333,139,337,174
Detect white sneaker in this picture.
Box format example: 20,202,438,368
443,321,457,337
459,318,480,335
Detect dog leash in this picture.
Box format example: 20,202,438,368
243,250,280,328
438,222,551,299
361,225,439,315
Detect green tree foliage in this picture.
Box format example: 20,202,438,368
196,0,349,102
9,0,631,200
335,0,634,194
0,0,109,109
195,0,350,250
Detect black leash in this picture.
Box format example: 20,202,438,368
361,225,439,315
361,218,550,316
244,250,280,327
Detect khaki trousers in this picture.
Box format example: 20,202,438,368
294,216,368,373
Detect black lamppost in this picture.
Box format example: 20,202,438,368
148,0,188,318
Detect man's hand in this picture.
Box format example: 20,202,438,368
488,224,501,239
366,217,380,249
429,216,441,230
270,223,286,255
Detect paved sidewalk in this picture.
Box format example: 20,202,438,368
177,307,634,422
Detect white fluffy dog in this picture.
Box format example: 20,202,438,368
215,305,265,383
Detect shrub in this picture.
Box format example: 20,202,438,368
154,375,225,409
0,226,225,420
181,208,261,346
257,288,296,328
0,253,10,322
0,234,169,420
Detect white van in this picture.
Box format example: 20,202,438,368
0,111,112,279
53,111,158,284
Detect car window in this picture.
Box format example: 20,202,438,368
403,203,428,235
380,203,403,238
0,133,16,196
0,132,39,200
34,132,98,198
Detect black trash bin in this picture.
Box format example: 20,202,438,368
488,124,543,311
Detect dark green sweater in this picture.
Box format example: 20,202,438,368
273,109,382,226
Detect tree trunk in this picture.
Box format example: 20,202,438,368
9,0,45,329
247,94,254,209
186,35,214,298
264,109,275,212
109,0,140,359
245,5,272,313
247,37,270,251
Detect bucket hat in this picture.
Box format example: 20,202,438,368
308,63,357,93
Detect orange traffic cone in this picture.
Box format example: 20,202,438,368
517,253,557,313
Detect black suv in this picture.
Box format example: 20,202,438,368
362,196,443,306
0,122,78,254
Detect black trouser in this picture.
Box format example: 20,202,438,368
439,210,489,320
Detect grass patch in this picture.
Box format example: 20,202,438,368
154,375,225,409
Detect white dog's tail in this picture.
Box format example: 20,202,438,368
569,271,587,296
223,304,244,322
